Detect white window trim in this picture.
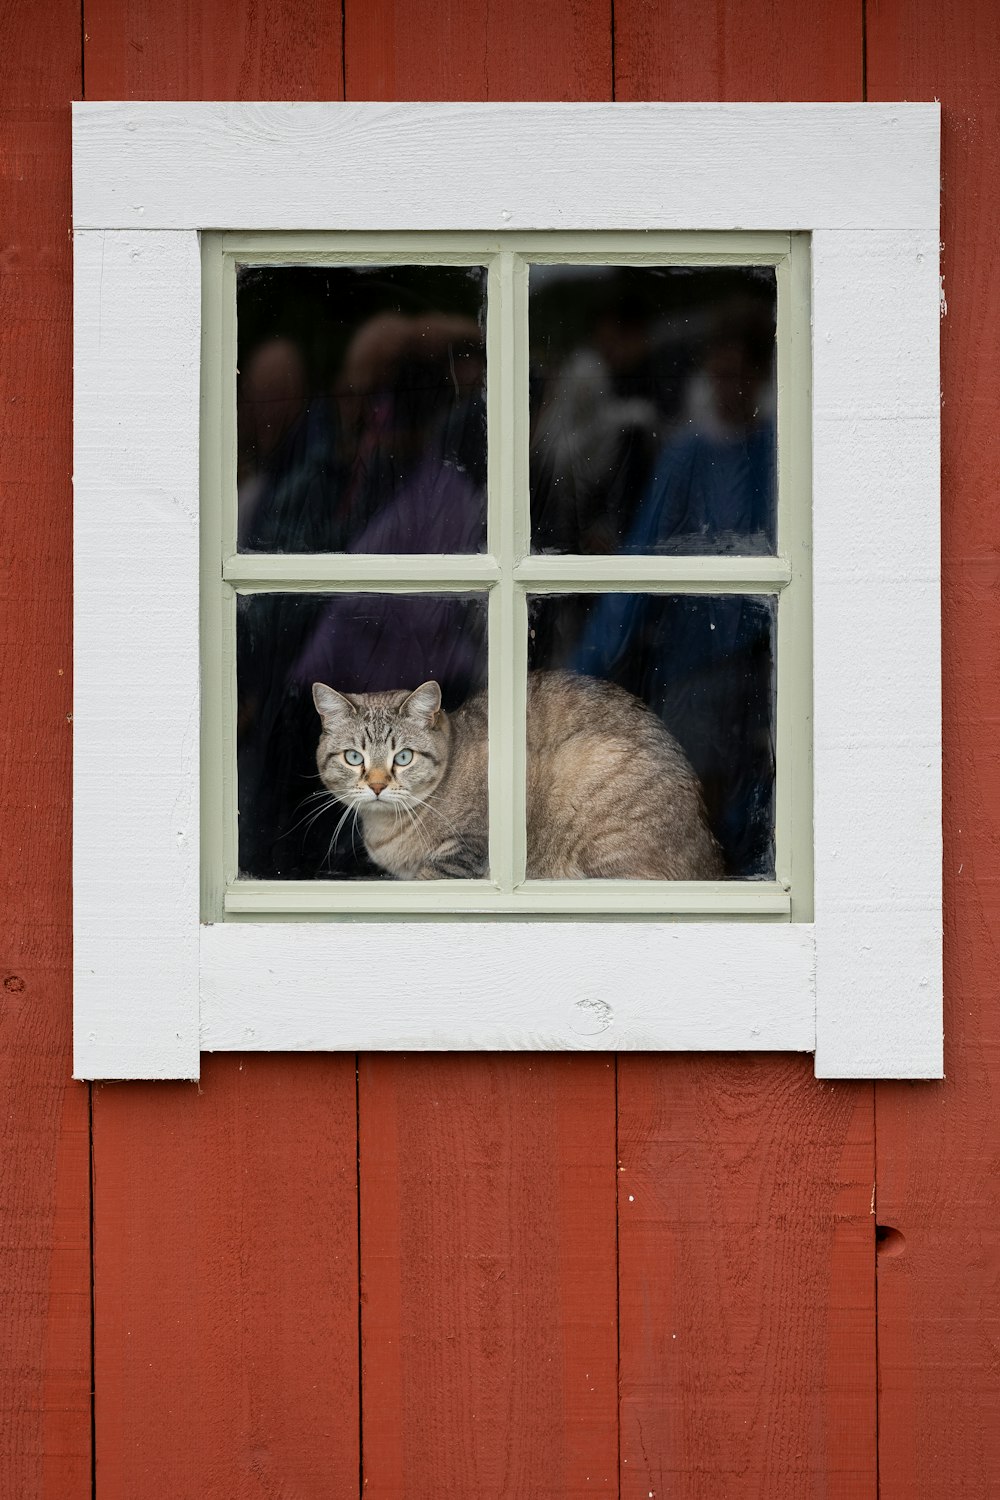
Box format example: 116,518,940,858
72,102,942,1081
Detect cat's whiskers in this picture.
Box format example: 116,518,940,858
322,796,361,872
396,796,434,860
326,793,366,853
391,799,429,861
407,793,471,850
279,789,343,841
307,788,368,836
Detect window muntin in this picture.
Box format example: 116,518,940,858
204,232,811,920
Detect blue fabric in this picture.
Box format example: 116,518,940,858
570,422,777,877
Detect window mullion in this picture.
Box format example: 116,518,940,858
488,250,529,893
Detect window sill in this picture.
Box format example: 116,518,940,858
222,879,794,918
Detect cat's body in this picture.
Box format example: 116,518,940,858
312,671,723,881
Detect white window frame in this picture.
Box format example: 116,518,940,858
72,102,941,1081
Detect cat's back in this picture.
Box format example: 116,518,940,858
526,670,663,743
524,671,722,880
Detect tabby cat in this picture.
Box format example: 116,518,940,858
312,671,722,880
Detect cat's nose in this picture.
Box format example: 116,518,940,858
367,773,390,796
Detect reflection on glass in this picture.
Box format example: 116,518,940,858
529,266,776,556
527,593,775,878
237,266,487,553
237,592,487,879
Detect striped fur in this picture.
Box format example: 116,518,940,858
312,671,723,881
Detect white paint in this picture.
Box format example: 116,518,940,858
811,231,942,1077
74,230,202,1078
71,102,939,233
72,103,941,1079
199,923,816,1054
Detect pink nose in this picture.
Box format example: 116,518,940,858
367,775,390,796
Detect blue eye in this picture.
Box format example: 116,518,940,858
344,749,364,766
393,748,414,766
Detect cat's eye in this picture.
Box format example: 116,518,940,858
393,749,414,766
344,749,364,766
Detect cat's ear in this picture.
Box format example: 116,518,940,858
312,683,357,725
400,680,442,727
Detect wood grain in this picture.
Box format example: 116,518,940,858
618,1057,875,1498
811,225,941,1077
85,8,362,1494
198,918,815,1053
345,15,621,1494
73,101,939,234
7,0,996,1492
868,1,1000,1492
358,1054,618,1496
613,0,862,102
613,5,875,1494
0,3,91,1495
73,228,202,1080
83,0,343,100
345,0,611,101
92,1056,360,1499
327,12,624,1494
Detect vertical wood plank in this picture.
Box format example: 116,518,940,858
83,0,343,100
614,7,874,1496
84,8,361,1496
345,0,611,101
867,2,1000,1493
359,1055,619,1496
92,1056,360,1499
0,3,91,1496
347,12,619,1494
618,1058,875,1498
613,0,862,101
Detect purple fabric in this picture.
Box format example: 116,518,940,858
291,458,486,695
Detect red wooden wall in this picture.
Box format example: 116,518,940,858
1,1,996,1494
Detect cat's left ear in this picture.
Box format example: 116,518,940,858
312,682,358,726
401,680,442,727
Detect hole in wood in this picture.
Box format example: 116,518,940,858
875,1224,906,1257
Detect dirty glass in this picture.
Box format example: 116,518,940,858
237,265,487,553
526,593,776,878
529,265,777,556
237,592,488,879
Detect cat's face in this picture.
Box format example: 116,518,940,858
313,681,450,810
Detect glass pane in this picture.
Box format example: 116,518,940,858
526,593,775,878
237,265,487,553
237,592,488,879
529,266,776,556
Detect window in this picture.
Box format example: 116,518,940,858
73,102,941,1079
204,232,810,919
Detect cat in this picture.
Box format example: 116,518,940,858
311,671,723,881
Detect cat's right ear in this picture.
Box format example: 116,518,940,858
312,683,357,726
400,680,442,727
